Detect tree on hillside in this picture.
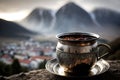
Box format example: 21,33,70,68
0,61,6,75
38,59,47,69
11,58,22,74
0,61,11,76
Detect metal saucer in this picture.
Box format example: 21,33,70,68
45,58,110,77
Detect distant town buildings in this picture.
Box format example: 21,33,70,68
0,39,55,69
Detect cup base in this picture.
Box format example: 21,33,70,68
46,58,110,77
62,63,92,76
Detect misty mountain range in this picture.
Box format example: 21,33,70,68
0,2,120,40
20,2,120,40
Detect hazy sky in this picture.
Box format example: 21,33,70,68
0,0,120,21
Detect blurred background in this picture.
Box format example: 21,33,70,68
0,0,120,76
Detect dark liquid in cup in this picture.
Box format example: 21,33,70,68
60,34,96,41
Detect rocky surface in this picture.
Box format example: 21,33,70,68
1,60,120,80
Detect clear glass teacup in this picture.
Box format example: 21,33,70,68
56,32,111,74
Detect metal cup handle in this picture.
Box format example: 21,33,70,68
97,43,111,60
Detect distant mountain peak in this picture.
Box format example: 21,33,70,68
20,7,54,33
57,2,85,14
32,8,40,13
23,7,54,24
54,2,96,32
64,2,79,7
31,8,52,15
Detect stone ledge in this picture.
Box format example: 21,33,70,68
1,60,120,80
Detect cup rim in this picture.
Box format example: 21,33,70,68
56,32,100,42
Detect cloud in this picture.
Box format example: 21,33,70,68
73,0,120,12
0,0,68,12
0,0,120,21
0,10,30,21
0,0,119,12
0,0,69,21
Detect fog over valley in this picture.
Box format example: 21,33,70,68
19,2,120,41
0,0,120,41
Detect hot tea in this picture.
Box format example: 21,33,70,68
56,32,111,75
60,34,96,41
